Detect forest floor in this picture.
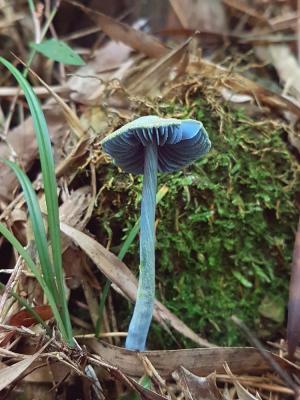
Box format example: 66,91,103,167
1,0,300,399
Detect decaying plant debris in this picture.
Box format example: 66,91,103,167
2,0,300,399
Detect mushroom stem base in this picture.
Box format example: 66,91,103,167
125,144,158,351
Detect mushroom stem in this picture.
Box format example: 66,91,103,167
125,143,158,350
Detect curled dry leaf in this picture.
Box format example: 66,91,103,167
86,340,300,379
60,222,213,348
0,305,53,346
172,367,224,400
223,363,259,400
6,305,53,328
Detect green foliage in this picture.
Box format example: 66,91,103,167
98,97,299,346
30,39,85,66
0,58,74,346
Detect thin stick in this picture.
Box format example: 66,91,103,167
217,375,294,395
75,332,127,338
0,86,67,97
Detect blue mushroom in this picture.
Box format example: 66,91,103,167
101,115,211,351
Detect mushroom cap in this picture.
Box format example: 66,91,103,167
101,115,211,174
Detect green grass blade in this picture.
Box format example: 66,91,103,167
0,223,67,338
27,0,35,15
3,159,57,299
118,220,140,261
0,57,73,345
95,185,168,336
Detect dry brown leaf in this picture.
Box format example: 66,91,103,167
0,341,48,391
224,363,259,400
60,222,213,348
0,358,40,391
0,45,103,205
67,40,133,103
20,363,53,384
86,340,300,378
6,306,52,328
0,306,53,346
56,136,92,179
188,59,300,118
65,0,168,59
0,103,72,205
89,353,167,399
172,367,224,400
216,373,294,396
81,274,101,328
269,12,297,31
222,0,270,25
126,37,192,97
59,187,94,289
0,135,92,225
20,60,85,139
0,117,37,204
169,0,227,33
63,246,86,290
59,186,92,232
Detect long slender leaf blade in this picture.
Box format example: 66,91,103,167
0,57,73,345
3,160,57,299
0,58,60,276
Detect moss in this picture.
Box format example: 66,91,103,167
96,94,300,347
